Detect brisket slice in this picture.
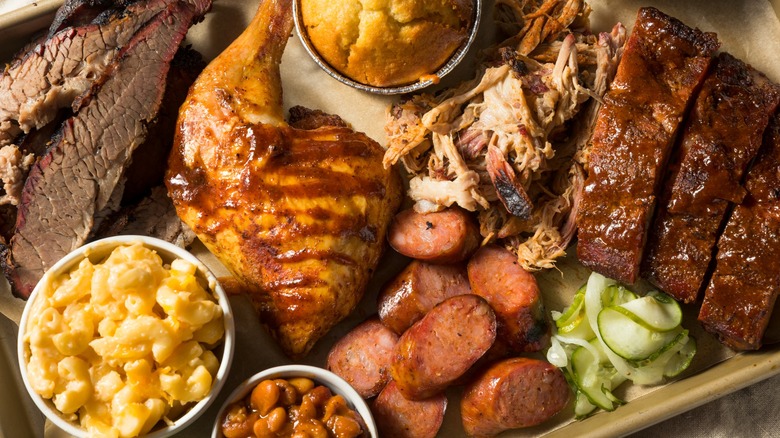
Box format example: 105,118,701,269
121,45,205,205
0,205,15,244
642,53,780,303
93,186,196,248
698,117,780,350
0,0,210,147
2,1,201,298
47,0,120,37
575,7,718,284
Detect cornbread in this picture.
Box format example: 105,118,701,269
300,0,474,87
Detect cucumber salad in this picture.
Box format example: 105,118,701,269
546,272,696,418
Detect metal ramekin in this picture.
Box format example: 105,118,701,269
293,0,482,95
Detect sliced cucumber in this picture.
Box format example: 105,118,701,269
556,292,595,338
619,330,690,385
571,345,613,411
618,291,682,332
601,284,637,307
574,391,597,419
597,306,678,361
556,291,584,328
664,335,696,378
584,274,638,377
547,336,569,368
570,340,625,412
550,271,697,417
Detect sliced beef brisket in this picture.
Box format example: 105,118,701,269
0,0,210,147
2,0,205,298
121,45,205,205
642,53,780,303
47,0,121,37
93,186,196,247
575,7,718,284
698,117,780,350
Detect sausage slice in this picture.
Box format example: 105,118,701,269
377,260,472,334
391,294,496,400
387,207,480,264
326,317,399,398
467,244,550,352
461,357,570,436
371,380,447,438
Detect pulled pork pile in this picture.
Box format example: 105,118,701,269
383,0,626,270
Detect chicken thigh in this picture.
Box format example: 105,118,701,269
166,0,401,358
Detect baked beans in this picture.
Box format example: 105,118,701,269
220,377,366,438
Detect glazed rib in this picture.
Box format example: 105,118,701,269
698,117,780,351
576,7,718,283
642,53,780,303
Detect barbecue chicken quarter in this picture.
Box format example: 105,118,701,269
166,0,402,358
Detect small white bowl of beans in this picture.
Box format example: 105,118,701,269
213,364,377,438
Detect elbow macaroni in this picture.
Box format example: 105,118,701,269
23,243,225,437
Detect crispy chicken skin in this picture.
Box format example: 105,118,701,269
166,0,401,358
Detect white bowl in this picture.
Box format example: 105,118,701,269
212,364,378,438
17,235,236,438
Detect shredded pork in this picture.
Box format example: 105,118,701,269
384,1,626,270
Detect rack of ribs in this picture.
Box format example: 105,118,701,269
575,7,718,284
698,117,780,351
642,53,780,303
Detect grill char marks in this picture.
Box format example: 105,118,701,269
698,118,780,350
167,116,402,357
3,1,203,298
642,53,780,303
576,7,718,284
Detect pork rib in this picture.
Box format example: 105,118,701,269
642,53,780,302
575,7,718,284
698,117,780,350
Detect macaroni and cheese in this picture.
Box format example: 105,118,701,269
22,242,225,437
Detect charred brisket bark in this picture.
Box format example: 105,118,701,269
47,0,121,37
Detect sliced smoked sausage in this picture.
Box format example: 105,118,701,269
326,317,398,399
387,206,480,264
391,294,496,400
467,244,550,353
371,380,447,438
377,260,472,334
461,357,570,437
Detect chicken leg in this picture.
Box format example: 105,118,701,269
166,0,402,358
